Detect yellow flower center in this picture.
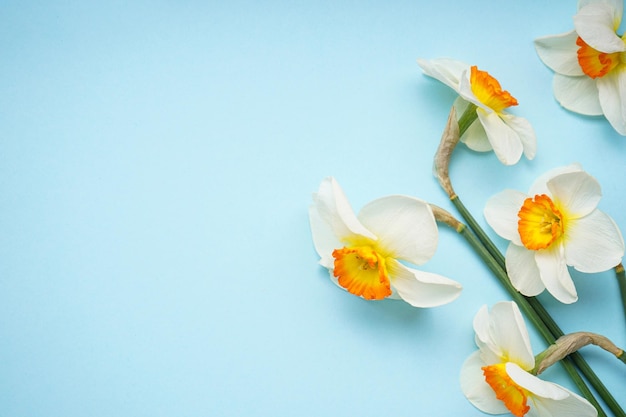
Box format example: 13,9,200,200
332,245,391,300
469,66,518,113
517,194,564,251
576,36,621,79
482,364,530,417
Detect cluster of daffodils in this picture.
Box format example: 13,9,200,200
309,2,626,415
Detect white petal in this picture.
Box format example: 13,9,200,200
528,163,583,196
578,0,623,16
535,244,578,304
473,307,508,364
565,210,625,272
417,57,468,92
471,302,534,368
553,74,603,116
453,96,493,152
461,119,493,151
477,109,524,165
358,195,437,265
488,302,535,369
309,204,343,269
506,363,597,416
459,351,509,415
310,178,377,267
472,305,491,348
506,363,566,400
534,31,585,76
484,189,527,245
506,243,546,297
574,1,625,53
500,114,537,160
386,259,462,307
597,68,626,135
547,170,601,218
458,69,483,108
530,389,597,417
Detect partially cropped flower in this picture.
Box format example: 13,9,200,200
418,58,536,165
309,177,462,307
484,164,624,304
460,301,597,417
534,0,626,134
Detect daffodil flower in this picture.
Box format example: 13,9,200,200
309,177,462,307
484,164,624,304
534,0,626,134
460,301,597,417
418,58,536,165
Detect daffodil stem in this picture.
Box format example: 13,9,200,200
457,225,609,417
529,296,626,416
457,103,478,138
453,196,625,417
450,195,505,269
616,263,626,328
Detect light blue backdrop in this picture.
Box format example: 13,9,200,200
1,1,624,416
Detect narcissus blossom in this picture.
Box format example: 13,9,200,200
418,58,536,165
309,177,462,307
484,164,624,304
460,301,597,417
535,0,626,134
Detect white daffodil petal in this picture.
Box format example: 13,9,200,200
547,171,601,218
529,163,583,196
386,259,462,308
535,245,578,304
534,31,585,76
358,196,437,265
417,57,468,92
462,119,493,152
477,109,524,165
312,177,377,242
574,2,626,53
507,362,597,416
506,243,546,297
489,302,534,369
553,74,603,116
484,189,528,245
309,204,343,269
500,114,537,160
472,305,495,354
473,306,505,364
453,97,494,151
531,388,598,417
597,69,626,135
506,363,567,400
578,0,623,17
457,69,483,108
460,351,509,415
565,210,625,273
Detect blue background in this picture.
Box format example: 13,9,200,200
1,1,625,416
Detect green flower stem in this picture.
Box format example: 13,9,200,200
457,103,478,138
528,296,626,416
451,195,505,269
616,264,626,328
453,197,625,417
456,224,607,417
